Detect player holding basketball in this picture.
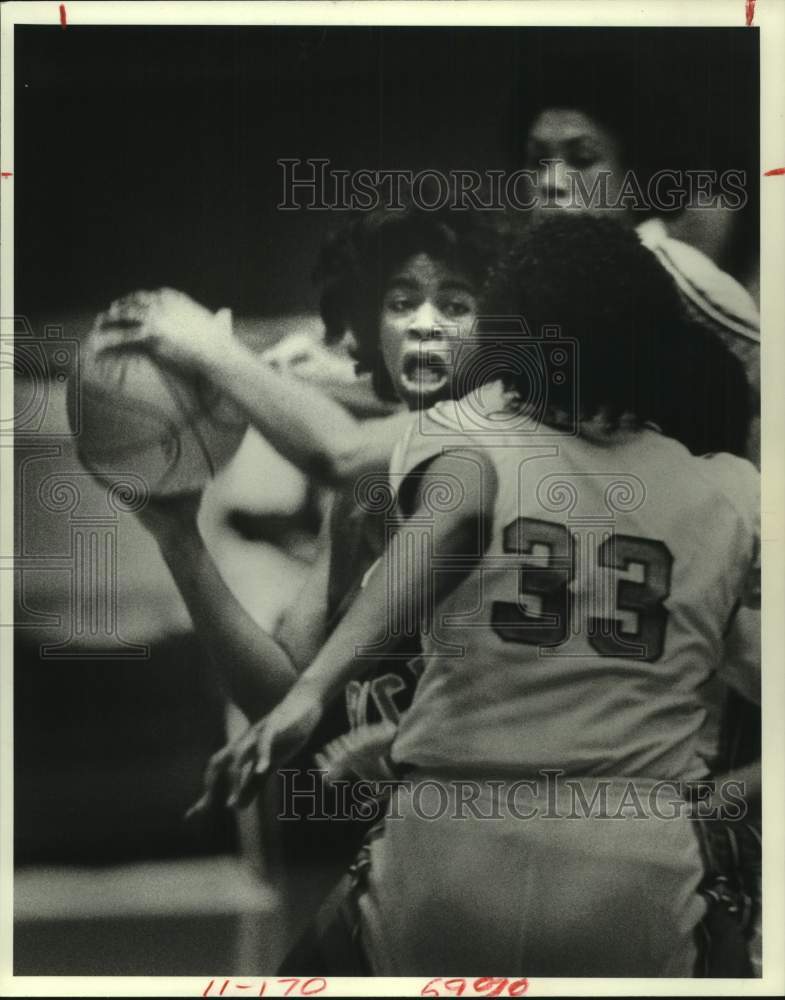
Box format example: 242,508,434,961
221,214,760,976
92,207,503,929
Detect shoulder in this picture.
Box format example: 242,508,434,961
406,448,497,519
390,390,507,519
390,385,502,474
425,380,518,433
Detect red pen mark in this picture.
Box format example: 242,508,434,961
421,980,528,998
59,4,67,28
746,0,755,26
764,167,785,176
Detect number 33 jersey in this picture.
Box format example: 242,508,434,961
388,383,760,782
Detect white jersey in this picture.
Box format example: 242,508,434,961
388,384,760,781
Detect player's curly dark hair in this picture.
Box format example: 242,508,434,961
314,205,503,402
491,214,750,456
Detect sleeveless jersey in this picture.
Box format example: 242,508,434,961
388,384,760,781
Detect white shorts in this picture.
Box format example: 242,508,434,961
357,772,707,977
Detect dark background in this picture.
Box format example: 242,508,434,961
16,25,759,327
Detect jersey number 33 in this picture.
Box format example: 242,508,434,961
491,516,674,662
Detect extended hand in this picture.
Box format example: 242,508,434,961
186,685,325,816
92,288,234,371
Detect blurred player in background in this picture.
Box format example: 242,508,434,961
226,214,760,976
510,48,760,467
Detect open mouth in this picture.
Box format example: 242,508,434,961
400,348,451,395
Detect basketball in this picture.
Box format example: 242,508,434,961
69,334,248,497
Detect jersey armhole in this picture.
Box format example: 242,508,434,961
398,454,445,518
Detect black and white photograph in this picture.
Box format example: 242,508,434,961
1,0,783,995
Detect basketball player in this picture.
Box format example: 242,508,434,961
93,204,502,887
225,215,760,976
98,206,755,973
513,58,763,971
511,50,760,467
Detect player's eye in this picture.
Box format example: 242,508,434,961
441,298,474,318
386,296,413,314
570,146,600,168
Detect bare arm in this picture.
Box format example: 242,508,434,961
274,505,332,669
141,495,300,722
205,336,413,486
94,289,412,486
231,448,498,795
299,459,491,705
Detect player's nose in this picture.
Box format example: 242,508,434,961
538,159,571,204
409,301,445,340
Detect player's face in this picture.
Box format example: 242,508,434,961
379,253,478,408
525,108,627,216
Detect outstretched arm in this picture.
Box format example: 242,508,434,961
93,289,412,486
206,448,498,808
